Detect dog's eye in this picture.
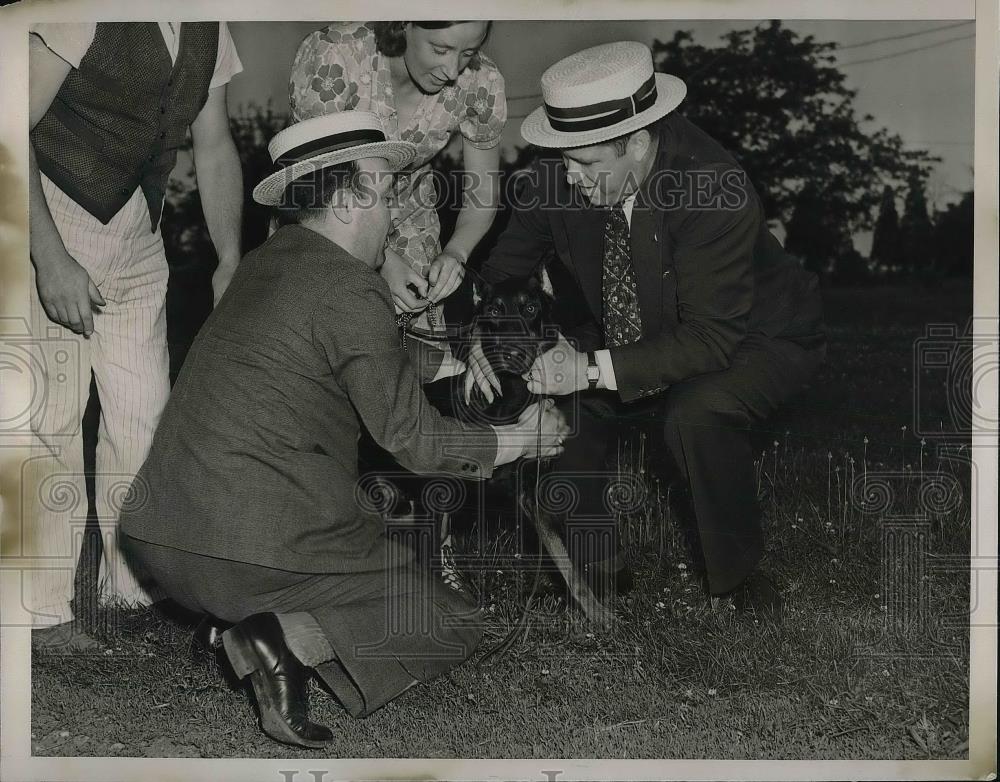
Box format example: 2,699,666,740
524,303,537,314
486,306,501,317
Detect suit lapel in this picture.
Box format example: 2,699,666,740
562,205,606,323
629,193,664,338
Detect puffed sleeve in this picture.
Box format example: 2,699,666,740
288,22,373,120
458,54,507,150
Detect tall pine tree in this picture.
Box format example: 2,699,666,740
869,185,902,273
900,173,935,275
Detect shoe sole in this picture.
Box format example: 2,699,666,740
222,626,333,749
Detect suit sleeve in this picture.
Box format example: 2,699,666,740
312,271,498,478
611,165,760,402
480,163,556,283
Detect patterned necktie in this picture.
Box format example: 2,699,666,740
601,202,643,347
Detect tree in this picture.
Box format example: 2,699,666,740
931,191,973,277
650,21,938,235
899,172,935,275
784,181,853,276
869,185,903,274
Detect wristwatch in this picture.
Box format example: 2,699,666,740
586,351,600,390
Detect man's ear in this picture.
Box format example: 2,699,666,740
628,128,652,159
329,189,354,226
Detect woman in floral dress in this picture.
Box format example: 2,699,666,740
289,21,506,318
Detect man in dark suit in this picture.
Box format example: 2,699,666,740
119,111,568,747
465,41,825,618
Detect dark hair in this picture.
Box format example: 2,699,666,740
276,160,362,225
370,21,492,69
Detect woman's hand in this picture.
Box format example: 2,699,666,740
426,248,466,303
381,248,430,313
463,334,502,404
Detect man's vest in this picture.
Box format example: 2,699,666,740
31,22,219,232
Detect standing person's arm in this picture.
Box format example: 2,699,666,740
426,58,508,304
190,83,243,306
425,141,500,303
28,31,106,337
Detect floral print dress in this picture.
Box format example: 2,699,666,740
289,22,507,277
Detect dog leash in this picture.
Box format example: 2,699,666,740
395,302,443,350
477,399,548,666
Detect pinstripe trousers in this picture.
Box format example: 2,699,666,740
25,174,170,626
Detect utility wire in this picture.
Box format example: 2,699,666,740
837,20,974,51
838,32,975,67
505,25,975,106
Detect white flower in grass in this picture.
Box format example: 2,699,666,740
541,668,550,675
656,601,666,609
708,688,717,696
677,563,687,570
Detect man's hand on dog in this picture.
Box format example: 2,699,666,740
492,399,569,463
524,334,588,396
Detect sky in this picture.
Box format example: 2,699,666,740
224,19,976,248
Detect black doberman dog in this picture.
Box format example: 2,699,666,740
440,273,558,427
360,271,615,628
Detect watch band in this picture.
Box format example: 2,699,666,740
586,350,599,391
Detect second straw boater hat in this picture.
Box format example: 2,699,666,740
521,41,687,149
253,111,416,206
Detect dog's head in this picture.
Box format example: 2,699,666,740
474,275,557,376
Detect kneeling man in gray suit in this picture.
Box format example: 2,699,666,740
120,111,567,748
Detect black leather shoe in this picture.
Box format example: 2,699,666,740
722,571,783,621
191,615,232,658
222,613,334,748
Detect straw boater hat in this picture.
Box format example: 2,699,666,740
253,111,415,206
521,41,687,149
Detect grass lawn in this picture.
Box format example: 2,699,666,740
30,280,973,760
